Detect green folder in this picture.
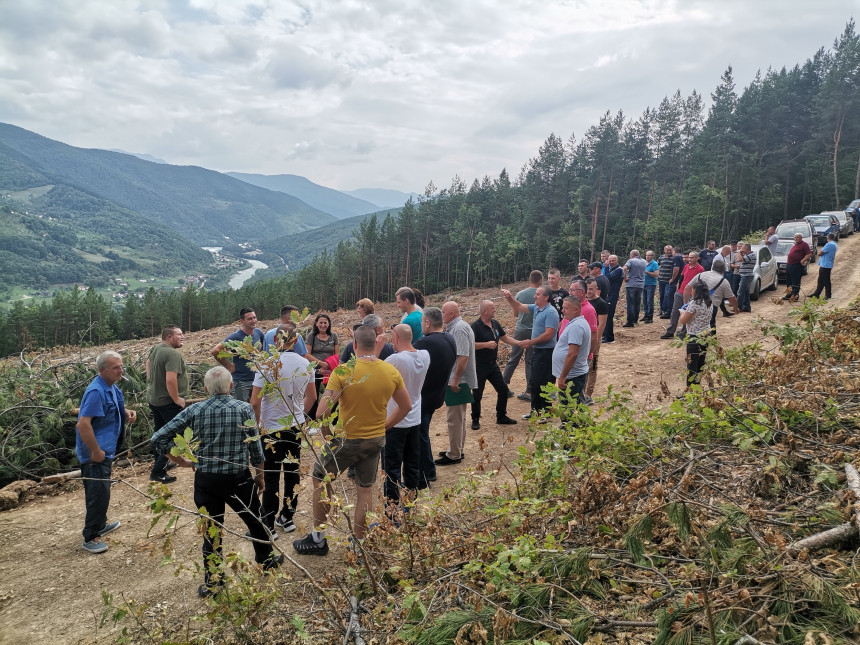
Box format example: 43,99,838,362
445,384,474,406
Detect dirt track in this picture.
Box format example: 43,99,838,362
1,235,858,645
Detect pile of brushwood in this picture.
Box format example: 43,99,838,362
0,349,210,487
114,300,860,644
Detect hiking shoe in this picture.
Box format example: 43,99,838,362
263,554,284,572
82,539,108,554
293,533,329,556
275,514,296,533
150,473,177,484
516,392,531,401
496,416,518,425
470,420,480,430
97,521,121,537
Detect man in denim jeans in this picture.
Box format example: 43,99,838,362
76,351,137,553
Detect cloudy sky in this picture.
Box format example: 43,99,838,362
1,1,857,193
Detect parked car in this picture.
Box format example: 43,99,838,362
822,210,854,236
773,239,812,282
845,199,860,229
775,219,818,260
804,214,840,244
747,244,779,300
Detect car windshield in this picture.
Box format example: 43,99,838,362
776,224,809,238
774,241,794,256
805,216,829,226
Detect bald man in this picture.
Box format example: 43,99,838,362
470,300,520,430
382,324,430,506
436,302,477,465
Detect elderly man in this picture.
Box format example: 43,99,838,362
151,366,282,597
210,307,265,402
662,251,704,340
382,324,430,506
436,301,477,465
501,285,559,414
470,300,520,430
783,233,812,302
552,296,592,406
642,250,659,323
657,245,675,318
602,255,624,343
413,308,457,487
812,233,838,300
622,250,647,328
77,351,137,554
340,314,395,361
145,325,185,484
294,326,411,555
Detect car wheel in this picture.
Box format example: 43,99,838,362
767,273,778,291
751,279,761,301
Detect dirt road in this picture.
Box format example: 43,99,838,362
1,234,858,644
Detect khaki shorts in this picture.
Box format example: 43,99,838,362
312,436,386,488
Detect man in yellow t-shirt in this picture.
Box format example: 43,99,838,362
293,326,411,556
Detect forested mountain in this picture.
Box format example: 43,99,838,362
226,172,381,219
343,188,419,208
1,22,858,356
0,123,337,244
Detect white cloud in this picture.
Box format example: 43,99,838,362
0,0,857,190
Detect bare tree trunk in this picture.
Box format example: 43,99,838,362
833,109,844,208
601,173,613,252
855,149,860,200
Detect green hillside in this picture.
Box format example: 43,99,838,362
0,123,337,245
0,187,212,293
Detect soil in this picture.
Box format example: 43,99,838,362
1,235,858,645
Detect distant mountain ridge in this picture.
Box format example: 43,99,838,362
226,172,381,220
344,187,418,208
0,122,336,245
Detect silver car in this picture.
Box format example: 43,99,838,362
822,210,854,236
747,244,779,300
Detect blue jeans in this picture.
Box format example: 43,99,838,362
661,282,675,315
383,424,421,503
737,274,753,311
643,284,656,319
625,287,643,324
417,409,436,489
82,460,113,542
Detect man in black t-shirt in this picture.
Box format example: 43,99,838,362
546,268,569,319
470,300,521,430
585,278,608,403
413,307,457,488
589,263,610,300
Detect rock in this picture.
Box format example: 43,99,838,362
0,489,19,511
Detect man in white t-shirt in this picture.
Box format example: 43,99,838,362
250,324,317,535
383,324,430,507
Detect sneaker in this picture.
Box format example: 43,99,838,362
274,514,297,533
506,389,515,398
82,538,108,554
496,416,518,425
293,533,329,556
580,394,594,406
517,392,531,401
659,333,673,340
470,420,480,430
602,339,615,344
263,554,284,572
150,473,177,484
97,521,121,537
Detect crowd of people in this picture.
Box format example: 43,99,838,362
74,231,838,595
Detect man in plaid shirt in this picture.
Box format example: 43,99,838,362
152,366,283,598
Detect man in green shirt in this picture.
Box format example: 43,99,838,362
146,325,187,484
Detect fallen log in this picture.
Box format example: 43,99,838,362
786,462,860,556
41,470,82,483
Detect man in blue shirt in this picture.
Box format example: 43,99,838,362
262,305,309,356
642,250,660,323
76,351,137,554
501,285,559,413
210,307,265,402
812,233,837,300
